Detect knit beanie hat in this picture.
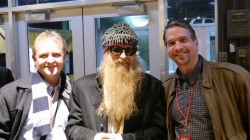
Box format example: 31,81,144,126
102,23,138,52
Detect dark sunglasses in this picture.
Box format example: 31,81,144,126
109,46,137,56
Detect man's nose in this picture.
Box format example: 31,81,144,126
119,50,127,59
175,41,184,50
47,55,55,62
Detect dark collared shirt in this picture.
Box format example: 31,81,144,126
171,56,215,140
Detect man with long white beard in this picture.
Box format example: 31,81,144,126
66,23,166,140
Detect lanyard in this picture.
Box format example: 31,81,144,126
175,80,197,128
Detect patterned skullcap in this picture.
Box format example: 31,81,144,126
102,23,138,52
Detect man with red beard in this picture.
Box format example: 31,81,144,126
66,23,166,140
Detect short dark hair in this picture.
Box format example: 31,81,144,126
163,20,197,47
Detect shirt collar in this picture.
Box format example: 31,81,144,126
35,72,61,96
176,55,203,86
46,78,61,96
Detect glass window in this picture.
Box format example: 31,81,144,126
205,18,214,23
28,21,74,81
17,0,77,6
0,0,7,7
193,19,203,24
95,15,150,73
166,0,215,73
0,25,6,66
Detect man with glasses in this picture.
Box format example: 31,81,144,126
66,23,166,140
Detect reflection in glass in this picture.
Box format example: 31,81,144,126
0,0,8,7
0,25,6,66
210,34,216,62
95,15,150,73
17,0,77,6
28,21,74,81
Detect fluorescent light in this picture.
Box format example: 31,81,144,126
131,18,148,27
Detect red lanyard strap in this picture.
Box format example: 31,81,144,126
175,80,197,128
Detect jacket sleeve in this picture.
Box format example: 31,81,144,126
121,78,167,140
243,70,250,137
0,88,12,139
65,85,98,140
234,67,250,138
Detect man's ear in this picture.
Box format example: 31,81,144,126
63,52,66,60
32,54,36,62
194,39,198,51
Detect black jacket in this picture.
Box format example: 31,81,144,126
0,66,14,88
66,73,166,140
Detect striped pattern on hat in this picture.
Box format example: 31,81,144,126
102,23,138,48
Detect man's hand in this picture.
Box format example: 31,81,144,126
94,133,123,140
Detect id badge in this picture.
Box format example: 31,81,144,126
178,134,191,140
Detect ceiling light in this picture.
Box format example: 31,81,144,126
131,18,148,27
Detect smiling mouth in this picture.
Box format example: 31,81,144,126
47,66,56,70
47,66,54,68
175,54,183,58
175,52,187,57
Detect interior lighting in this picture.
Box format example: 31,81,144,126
131,18,149,27
209,2,215,5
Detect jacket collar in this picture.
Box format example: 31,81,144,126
95,73,103,90
165,55,213,96
17,73,33,89
201,57,213,89
16,72,71,95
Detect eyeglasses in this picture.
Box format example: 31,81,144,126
109,46,137,56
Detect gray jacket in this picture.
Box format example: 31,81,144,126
0,72,71,140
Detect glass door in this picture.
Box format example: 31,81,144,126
83,1,162,79
15,1,162,80
95,15,150,73
16,8,84,81
0,23,6,67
